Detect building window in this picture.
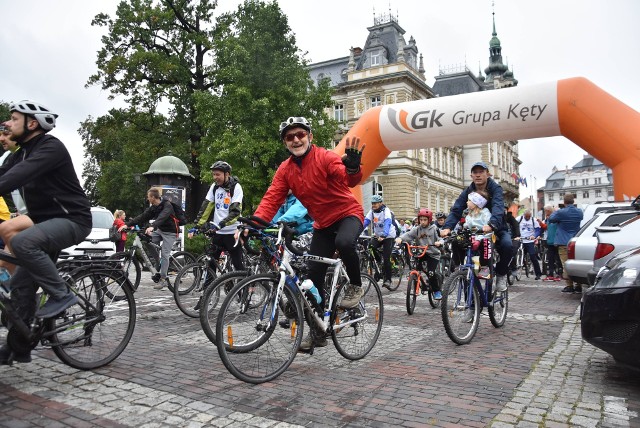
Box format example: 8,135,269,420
608,189,614,197
334,104,344,122
583,191,589,198
371,50,381,66
595,177,601,184
548,193,554,201
370,95,381,108
570,180,577,187
595,189,602,197
582,179,589,185
414,185,420,210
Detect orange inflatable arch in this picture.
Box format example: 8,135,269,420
334,77,640,201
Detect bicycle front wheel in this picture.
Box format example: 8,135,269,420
49,269,136,370
166,251,197,292
523,253,531,278
173,262,216,318
406,272,418,315
200,270,250,345
331,273,383,360
489,288,509,328
216,274,304,384
441,271,480,345
107,251,141,292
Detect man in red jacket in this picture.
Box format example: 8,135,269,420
254,117,365,351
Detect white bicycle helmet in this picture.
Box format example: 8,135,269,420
279,116,311,140
10,100,58,132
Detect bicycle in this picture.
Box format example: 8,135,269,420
404,243,441,314
358,235,405,291
507,238,525,285
215,216,383,384
108,228,196,293
0,251,136,369
440,228,508,345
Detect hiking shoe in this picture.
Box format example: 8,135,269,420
298,334,328,352
151,273,161,283
383,280,392,290
35,292,78,318
340,285,363,308
433,291,442,300
561,285,575,293
0,344,31,365
495,275,507,292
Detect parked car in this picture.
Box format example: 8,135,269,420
586,214,640,284
580,201,634,227
60,206,116,258
581,246,640,370
565,204,640,285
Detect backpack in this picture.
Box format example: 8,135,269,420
168,200,188,226
108,225,121,242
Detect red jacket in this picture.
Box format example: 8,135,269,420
113,217,127,241
254,145,364,229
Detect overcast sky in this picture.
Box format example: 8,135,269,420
1,0,638,199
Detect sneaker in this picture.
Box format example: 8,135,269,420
574,285,583,293
154,278,169,290
553,276,563,282
279,319,291,329
340,285,364,308
495,275,507,292
477,267,490,279
561,285,575,293
298,333,328,352
35,292,78,318
535,276,541,280
151,273,161,283
383,280,392,290
193,297,203,311
433,291,442,300
543,276,555,282
0,344,31,365
462,309,474,323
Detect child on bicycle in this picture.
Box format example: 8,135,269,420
463,191,493,278
395,208,443,299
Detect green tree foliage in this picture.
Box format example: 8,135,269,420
194,0,337,210
0,101,10,122
79,107,190,214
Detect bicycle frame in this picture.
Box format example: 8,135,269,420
404,243,429,292
458,232,496,310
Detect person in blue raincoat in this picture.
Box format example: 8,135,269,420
272,192,313,235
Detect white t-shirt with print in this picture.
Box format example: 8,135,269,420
517,215,540,243
205,182,243,234
365,206,397,239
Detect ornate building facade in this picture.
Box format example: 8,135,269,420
308,11,521,219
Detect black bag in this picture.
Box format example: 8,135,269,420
109,225,121,242
169,201,188,226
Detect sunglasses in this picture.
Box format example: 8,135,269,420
284,131,308,142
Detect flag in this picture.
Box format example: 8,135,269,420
511,172,519,181
520,177,528,187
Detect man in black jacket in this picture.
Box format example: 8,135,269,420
127,187,178,290
0,101,92,364
440,161,512,292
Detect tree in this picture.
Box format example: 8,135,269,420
79,107,188,214
194,0,337,210
87,0,220,205
0,101,10,122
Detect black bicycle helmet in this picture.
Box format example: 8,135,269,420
210,161,232,173
279,116,311,140
435,211,446,219
10,100,58,132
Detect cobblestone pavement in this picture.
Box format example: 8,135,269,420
1,274,639,427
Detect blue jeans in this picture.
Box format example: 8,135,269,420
522,241,542,277
494,229,513,277
10,218,91,323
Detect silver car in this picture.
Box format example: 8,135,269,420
585,214,640,284
565,208,640,285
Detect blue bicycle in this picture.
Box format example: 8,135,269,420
440,228,508,345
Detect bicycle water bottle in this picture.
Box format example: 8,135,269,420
300,279,322,305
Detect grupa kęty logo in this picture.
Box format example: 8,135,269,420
387,107,445,134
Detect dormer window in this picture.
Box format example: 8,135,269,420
371,50,381,66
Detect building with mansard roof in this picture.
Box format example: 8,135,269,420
542,155,614,209
308,10,521,220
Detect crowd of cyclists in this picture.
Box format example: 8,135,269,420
1,103,563,366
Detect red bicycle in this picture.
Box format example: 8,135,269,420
404,243,441,314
